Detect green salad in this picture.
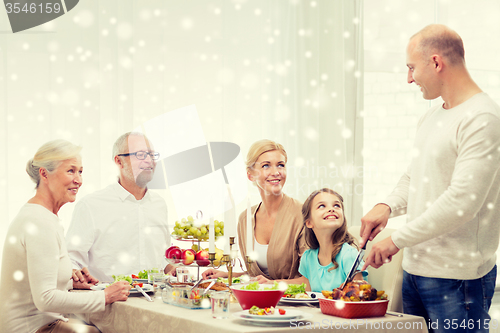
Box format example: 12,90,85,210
111,274,133,286
217,277,241,284
136,270,149,279
241,281,279,290
284,283,306,296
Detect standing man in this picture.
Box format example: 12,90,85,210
66,132,171,282
361,24,500,332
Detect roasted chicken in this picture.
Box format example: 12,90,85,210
322,280,387,302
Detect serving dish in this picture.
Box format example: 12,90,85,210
162,285,212,309
319,298,389,318
232,310,313,324
90,283,154,294
230,284,284,310
238,308,303,320
279,292,322,304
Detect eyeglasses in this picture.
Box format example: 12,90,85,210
117,151,160,160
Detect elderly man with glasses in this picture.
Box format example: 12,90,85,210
66,132,171,282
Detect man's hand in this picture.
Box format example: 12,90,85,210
72,267,99,289
360,204,391,248
361,236,399,271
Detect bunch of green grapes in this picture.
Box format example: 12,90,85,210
171,215,224,240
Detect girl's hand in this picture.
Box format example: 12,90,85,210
104,281,131,305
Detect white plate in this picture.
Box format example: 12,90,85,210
90,283,154,293
233,311,313,324
238,309,304,320
279,291,322,304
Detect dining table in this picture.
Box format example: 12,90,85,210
76,291,428,333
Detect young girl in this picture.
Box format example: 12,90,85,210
299,188,367,292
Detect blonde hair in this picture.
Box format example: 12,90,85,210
302,188,358,271
26,139,82,188
245,139,287,172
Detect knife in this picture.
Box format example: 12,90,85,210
135,285,153,302
339,241,367,290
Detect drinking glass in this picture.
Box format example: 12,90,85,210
147,272,163,298
147,268,161,283
176,267,190,283
211,291,230,319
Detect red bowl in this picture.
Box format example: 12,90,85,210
319,298,389,318
230,285,285,310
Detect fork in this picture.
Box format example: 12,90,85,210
135,285,153,302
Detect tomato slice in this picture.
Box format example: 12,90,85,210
132,282,143,287
279,309,286,315
131,274,139,279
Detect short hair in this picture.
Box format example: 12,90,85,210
112,132,149,159
413,24,465,65
245,139,287,172
26,139,82,188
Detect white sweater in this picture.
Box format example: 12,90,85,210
0,204,105,333
386,93,500,280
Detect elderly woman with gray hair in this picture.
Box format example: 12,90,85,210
0,140,131,333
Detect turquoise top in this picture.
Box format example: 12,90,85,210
299,243,368,292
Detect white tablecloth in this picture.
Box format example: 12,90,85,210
79,294,428,333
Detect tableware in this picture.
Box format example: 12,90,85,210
230,284,285,310
339,241,368,290
279,292,322,304
211,291,230,319
176,267,190,283
162,285,211,309
151,274,164,299
202,280,216,295
148,272,163,284
239,309,304,320
90,283,154,294
135,285,153,302
190,278,203,291
319,298,389,318
232,311,314,324
132,278,148,284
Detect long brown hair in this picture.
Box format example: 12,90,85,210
302,188,357,271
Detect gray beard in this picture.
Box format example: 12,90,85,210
135,171,153,188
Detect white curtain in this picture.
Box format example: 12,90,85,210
0,0,363,266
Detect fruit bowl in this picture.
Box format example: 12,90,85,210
319,298,389,318
230,284,284,310
164,258,210,266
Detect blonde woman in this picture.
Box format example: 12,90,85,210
203,139,306,282
0,140,130,333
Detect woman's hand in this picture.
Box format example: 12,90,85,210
72,268,99,289
104,281,131,305
252,275,274,284
201,269,228,280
